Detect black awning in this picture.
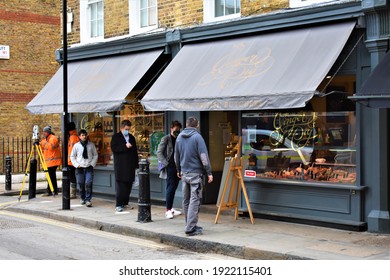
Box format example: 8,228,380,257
351,50,390,108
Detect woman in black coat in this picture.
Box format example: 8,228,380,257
110,119,139,212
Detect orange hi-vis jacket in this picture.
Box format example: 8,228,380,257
40,134,62,168
68,129,79,166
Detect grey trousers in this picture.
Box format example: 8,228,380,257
181,172,203,233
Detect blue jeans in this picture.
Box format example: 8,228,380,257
166,165,180,210
76,166,94,202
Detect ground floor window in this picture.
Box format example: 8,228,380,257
241,111,356,184
72,104,164,170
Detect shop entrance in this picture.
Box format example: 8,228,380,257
200,111,239,204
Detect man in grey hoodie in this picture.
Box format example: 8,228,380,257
174,116,213,236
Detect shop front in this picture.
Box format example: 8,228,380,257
141,18,368,229
27,2,390,232
26,37,175,202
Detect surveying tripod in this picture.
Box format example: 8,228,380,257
18,126,54,201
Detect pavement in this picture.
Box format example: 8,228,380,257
1,174,390,260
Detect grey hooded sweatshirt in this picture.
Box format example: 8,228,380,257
174,127,212,176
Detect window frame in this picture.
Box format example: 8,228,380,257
204,0,241,23
129,0,158,36
80,0,105,44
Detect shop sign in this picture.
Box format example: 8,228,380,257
0,45,10,59
244,169,256,177
272,112,317,150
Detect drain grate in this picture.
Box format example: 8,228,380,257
0,217,36,230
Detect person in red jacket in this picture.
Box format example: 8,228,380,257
67,122,79,199
40,125,62,196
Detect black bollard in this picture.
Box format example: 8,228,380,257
62,166,70,210
137,159,152,223
5,156,12,191
28,158,37,199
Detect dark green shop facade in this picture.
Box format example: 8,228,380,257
28,1,390,233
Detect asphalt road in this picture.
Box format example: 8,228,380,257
0,195,237,260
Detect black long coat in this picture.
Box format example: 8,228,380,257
110,131,139,182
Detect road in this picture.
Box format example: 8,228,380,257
0,196,236,260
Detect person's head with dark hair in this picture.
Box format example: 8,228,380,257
186,116,199,128
120,119,131,137
170,120,182,138
78,129,88,136
121,119,131,128
66,121,76,132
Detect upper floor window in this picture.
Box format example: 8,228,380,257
215,0,240,17
130,0,158,36
89,0,104,38
204,0,241,23
80,0,104,43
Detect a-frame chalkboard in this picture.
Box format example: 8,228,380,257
215,137,254,224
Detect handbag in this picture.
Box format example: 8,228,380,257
159,169,167,179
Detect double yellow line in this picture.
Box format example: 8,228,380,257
0,199,27,208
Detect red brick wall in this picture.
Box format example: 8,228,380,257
0,0,62,138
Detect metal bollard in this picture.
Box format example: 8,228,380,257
28,158,37,199
5,156,12,191
137,159,152,223
62,166,70,210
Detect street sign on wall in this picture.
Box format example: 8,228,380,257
0,45,10,59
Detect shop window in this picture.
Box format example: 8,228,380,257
73,105,164,170
241,111,356,185
129,0,158,36
73,112,114,166
203,0,241,23
80,0,104,43
117,104,164,171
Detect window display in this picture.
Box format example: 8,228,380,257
119,104,164,171
73,104,164,170
241,111,356,184
76,113,114,166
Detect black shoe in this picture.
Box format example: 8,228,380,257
185,227,203,236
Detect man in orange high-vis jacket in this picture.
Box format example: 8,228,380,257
40,125,62,196
67,122,79,199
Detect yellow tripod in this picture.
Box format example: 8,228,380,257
18,142,54,201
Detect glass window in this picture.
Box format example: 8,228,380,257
73,112,114,166
130,0,158,35
72,105,164,170
241,111,356,185
89,0,104,38
214,0,240,17
116,104,164,171
140,0,157,28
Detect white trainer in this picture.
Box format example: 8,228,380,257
171,208,182,216
165,210,174,219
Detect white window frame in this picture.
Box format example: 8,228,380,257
289,0,336,8
129,0,158,36
80,0,104,44
204,0,241,23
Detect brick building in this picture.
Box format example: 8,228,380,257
6,1,390,232
0,0,62,138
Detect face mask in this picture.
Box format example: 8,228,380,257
173,130,180,137
123,130,129,136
